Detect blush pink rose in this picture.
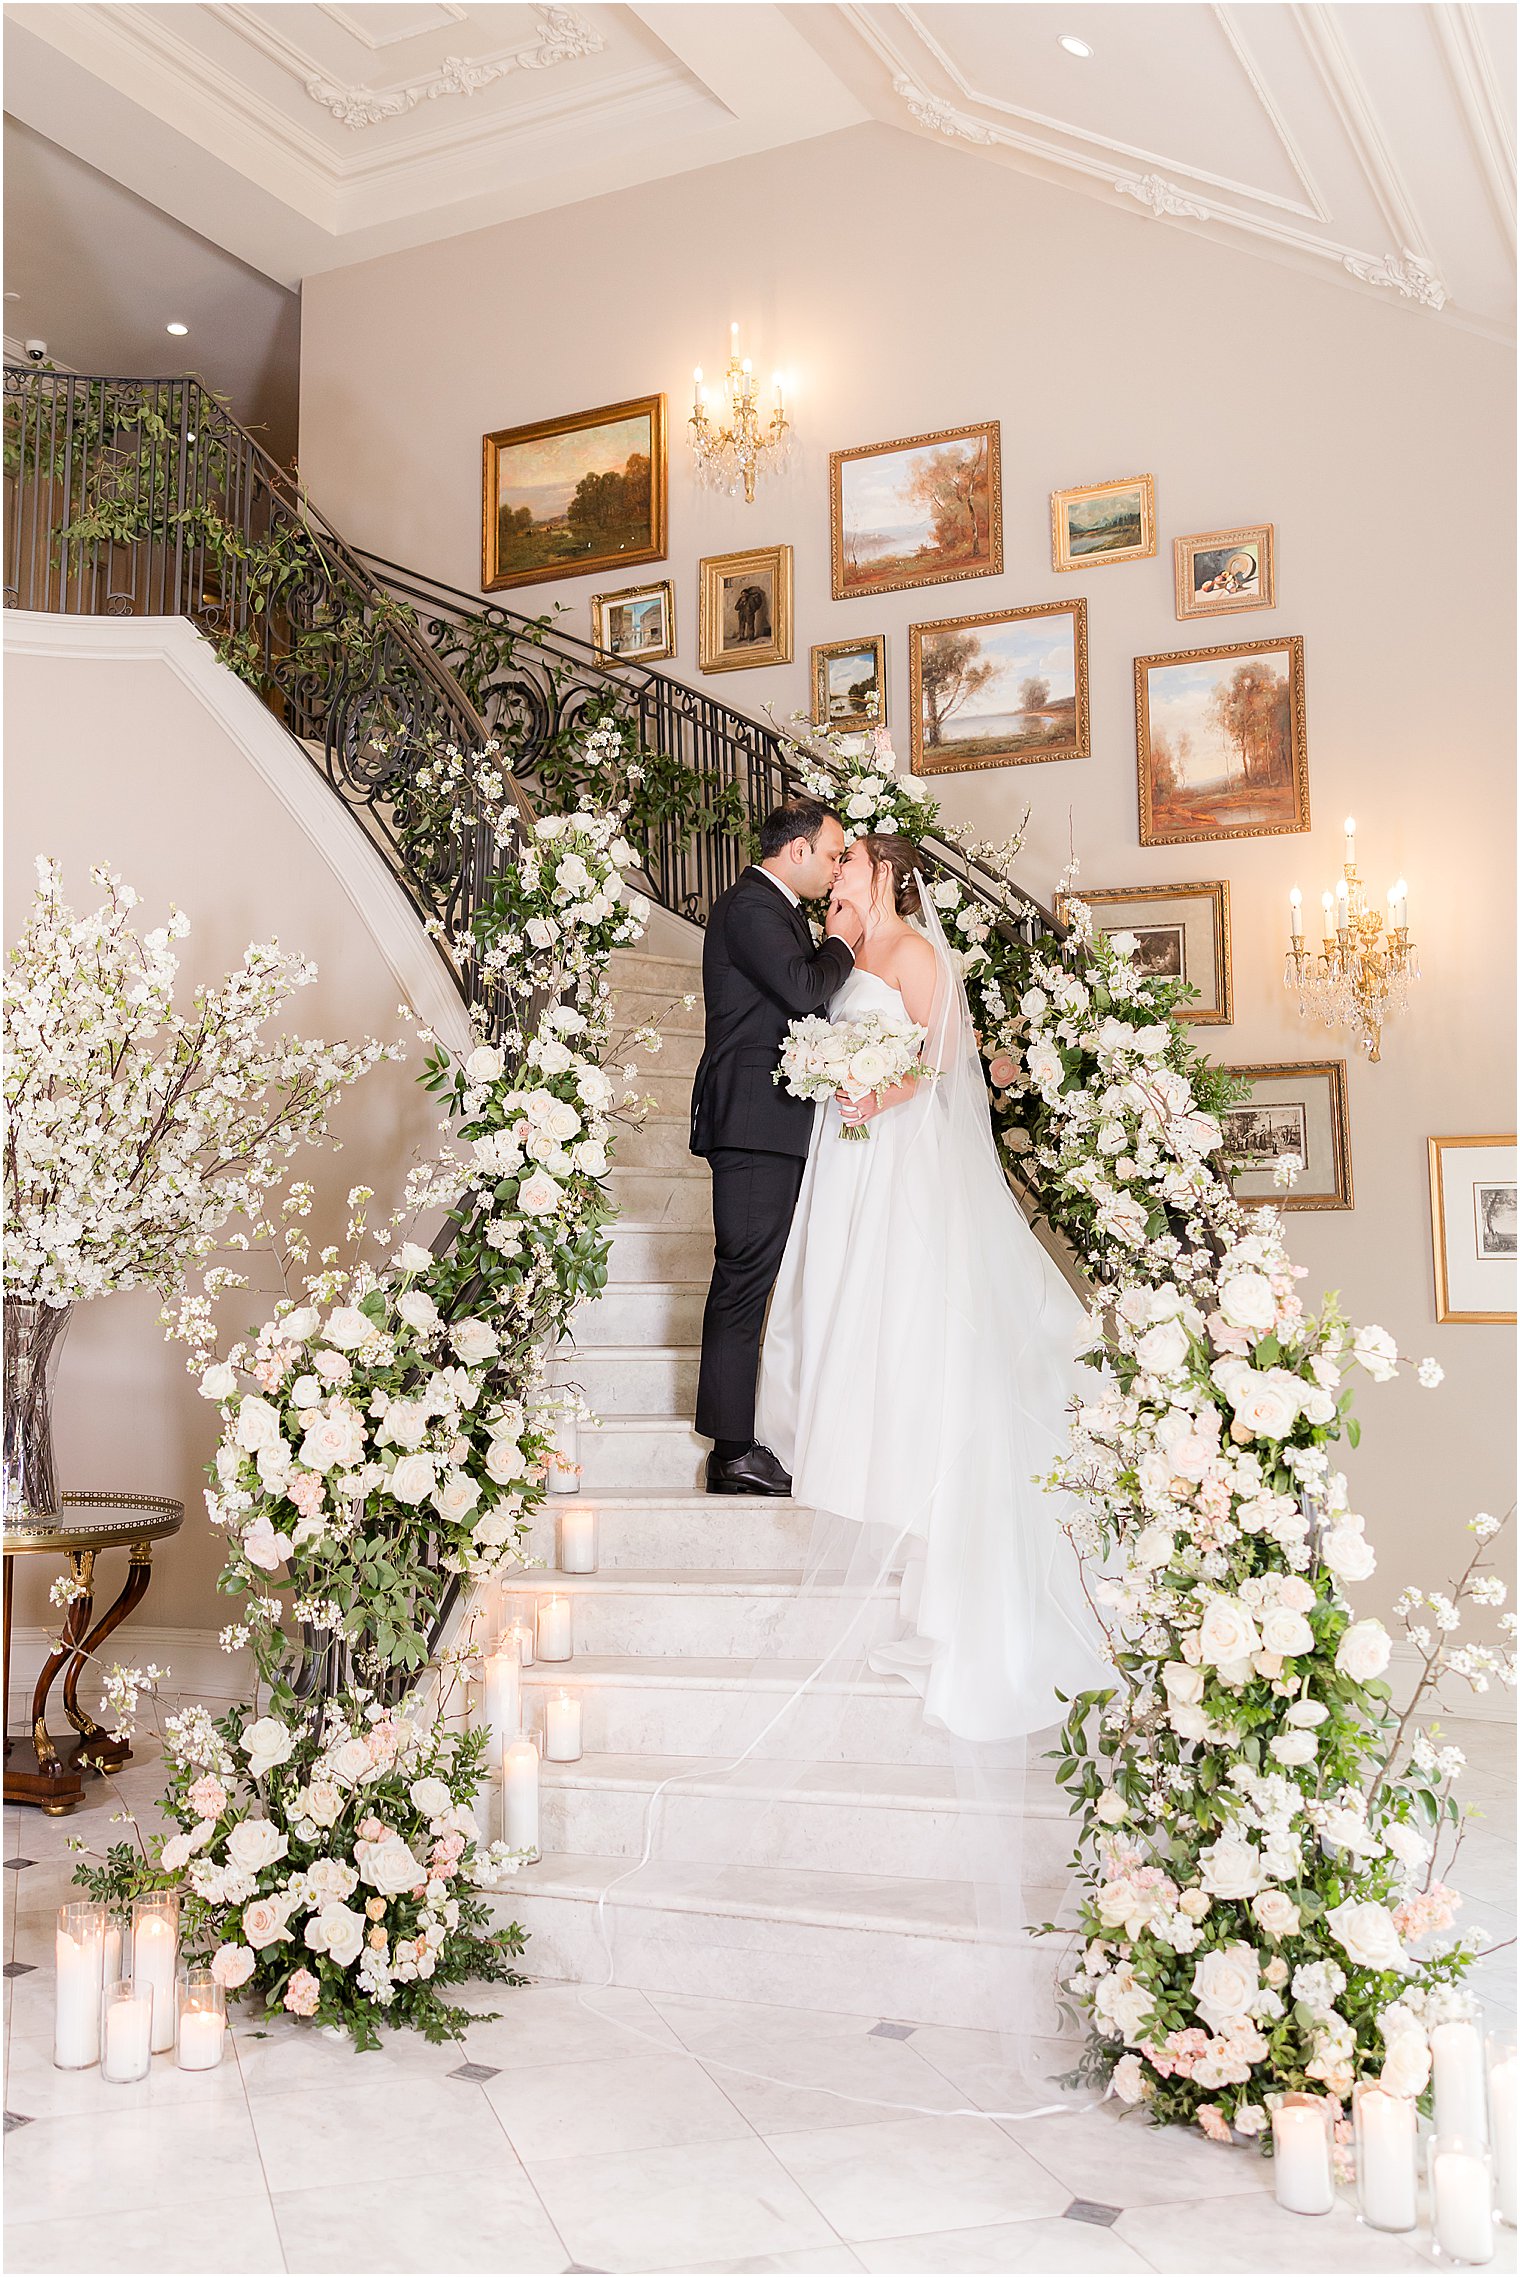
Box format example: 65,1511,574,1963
283,1968,320,2017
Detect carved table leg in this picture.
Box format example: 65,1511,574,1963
64,1543,154,1772
2,1550,89,1814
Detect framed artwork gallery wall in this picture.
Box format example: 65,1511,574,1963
299,121,1515,1613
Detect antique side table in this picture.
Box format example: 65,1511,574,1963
2,1491,184,1815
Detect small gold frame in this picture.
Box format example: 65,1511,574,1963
909,598,1089,775
830,421,1003,601
698,543,793,673
1135,633,1309,846
1219,1059,1352,1211
1051,473,1156,572
590,578,675,665
811,634,887,731
1174,523,1277,620
482,392,667,593
1056,880,1233,1024
1429,1134,1518,1323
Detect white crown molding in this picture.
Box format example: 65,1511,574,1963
1431,1,1518,255
1114,173,1211,223
890,73,992,147
3,612,476,1061
1291,3,1437,258
243,4,607,133
319,1,468,53
1340,246,1449,310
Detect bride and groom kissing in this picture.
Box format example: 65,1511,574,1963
687,795,1106,1744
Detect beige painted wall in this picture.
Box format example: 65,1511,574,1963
4,620,470,1644
311,122,1504,1616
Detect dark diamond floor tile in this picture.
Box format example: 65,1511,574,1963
3,1961,37,1979
3,1857,37,1871
449,2060,501,2083
5,2111,35,2132
868,2020,916,2040
1064,2199,1121,2227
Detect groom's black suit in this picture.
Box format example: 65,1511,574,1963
691,866,855,1447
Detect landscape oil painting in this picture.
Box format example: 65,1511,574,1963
909,600,1088,774
1136,634,1308,845
483,394,666,592
831,422,1001,600
1051,474,1156,571
812,635,886,731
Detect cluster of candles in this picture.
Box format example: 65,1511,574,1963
1271,2011,1515,2262
480,1505,603,1854
54,1895,225,2082
1287,819,1410,945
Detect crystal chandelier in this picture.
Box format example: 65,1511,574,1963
1284,817,1419,1063
688,324,790,503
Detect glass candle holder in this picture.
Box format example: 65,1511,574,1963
503,1729,542,1857
557,1503,597,1572
101,1977,153,2084
176,1968,227,2071
544,1690,583,1763
1487,2034,1516,2228
1353,2082,1418,2232
506,1614,535,1670
53,1902,106,2070
1429,2135,1496,2265
535,1593,572,1663
101,1905,130,2000
548,1414,581,1496
1272,2092,1336,2215
1433,2015,1489,2144
131,1891,180,2054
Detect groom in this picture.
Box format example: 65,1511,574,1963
689,797,863,1496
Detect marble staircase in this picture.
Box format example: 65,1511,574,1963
495,934,1072,2030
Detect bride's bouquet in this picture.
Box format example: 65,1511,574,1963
775,1011,929,1142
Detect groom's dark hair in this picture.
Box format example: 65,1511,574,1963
758,796,842,859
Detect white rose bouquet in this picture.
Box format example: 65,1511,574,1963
149,1690,529,2050
775,1010,929,1143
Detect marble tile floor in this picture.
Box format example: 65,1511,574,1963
3,1718,1513,2277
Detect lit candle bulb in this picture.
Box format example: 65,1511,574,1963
1344,815,1357,865
536,1593,572,1662
692,365,703,411
1272,2093,1335,2215
1394,877,1408,928
772,372,785,412
1289,886,1303,941
1321,890,1335,933
730,320,739,348
1336,878,1349,925
481,1638,522,1775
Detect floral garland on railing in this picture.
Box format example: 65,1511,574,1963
779,715,1515,2146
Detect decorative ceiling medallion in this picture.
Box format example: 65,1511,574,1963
1341,247,1449,310
305,5,602,128
890,74,993,147
1114,173,1210,222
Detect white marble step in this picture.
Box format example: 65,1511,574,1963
520,1656,960,1764
509,1568,899,1659
606,1169,707,1229
578,1414,707,1492
538,1752,1071,1885
605,1226,713,1284
609,949,703,990
570,1280,708,1347
624,1065,699,1121
614,1117,697,1174
519,1494,820,1571
552,1344,700,1416
497,1855,1062,2029
613,988,703,1033
620,1026,702,1079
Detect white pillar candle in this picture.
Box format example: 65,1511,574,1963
536,1594,572,1662
101,1982,152,2083
503,1733,541,1854
507,1618,534,1670
1433,2018,1490,2144
53,1905,105,2070
548,1416,581,1496
1272,2095,1335,2215
1354,2085,1418,2232
1289,885,1303,941
558,1505,597,1573
176,2008,226,2071
481,1641,522,1776
1487,2045,1516,2226
1430,2140,1496,2265
131,1899,179,2055
101,1910,127,1995
544,1692,583,1763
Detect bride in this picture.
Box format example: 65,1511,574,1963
754,831,1108,1744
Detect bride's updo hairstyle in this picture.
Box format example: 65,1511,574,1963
860,833,923,919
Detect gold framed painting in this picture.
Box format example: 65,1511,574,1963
1051,473,1156,572
1429,1135,1517,1323
811,635,886,731
909,599,1088,775
698,544,793,673
591,578,674,664
830,422,1002,601
1057,880,1233,1023
1174,523,1277,620
1219,1060,1351,1210
1136,633,1309,846
482,393,667,592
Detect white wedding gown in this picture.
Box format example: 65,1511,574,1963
755,945,1109,1744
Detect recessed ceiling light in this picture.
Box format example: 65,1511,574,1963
1059,34,1094,57
166,321,189,336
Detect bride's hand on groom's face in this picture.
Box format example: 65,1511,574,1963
824,894,864,951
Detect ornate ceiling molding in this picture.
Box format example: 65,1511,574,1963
301,7,603,129
1114,173,1210,223
889,74,991,146
1341,247,1449,309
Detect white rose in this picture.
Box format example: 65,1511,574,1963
160,1819,216,1873
1217,1270,1277,1335
389,1453,437,1506
241,1512,293,1573
299,1407,365,1474
397,1290,441,1336
235,1395,281,1454
1336,1618,1392,1683
242,1717,294,1778
1252,1890,1301,1938
1382,1820,1430,1873
1322,1524,1377,1584
466,1045,505,1084
451,1318,500,1366
1020,988,1048,1019
1259,1605,1314,1657
1162,1662,1206,1707
328,1736,375,1785
306,1856,359,1902
393,1243,432,1274
410,1776,453,1819
199,1362,238,1402
210,1942,256,1990
305,1902,366,1968
354,1831,427,1897
1353,1325,1399,1382
1199,1835,1263,1899
1268,1729,1318,1767
241,1896,293,1950
1132,1524,1176,1572
432,1471,481,1524
1327,1898,1409,1975
1169,1702,1215,1741
1285,1698,1328,1727
1197,1597,1262,1670
1192,1943,1259,2034
1135,1320,1190,1377
1226,1368,1301,1442
1095,1789,1128,1826
485,1436,524,1486
518,1170,564,1218
226,1816,289,1874
1111,2052,1152,2105
278,1307,319,1342
1380,2035,1432,2097
323,1306,375,1351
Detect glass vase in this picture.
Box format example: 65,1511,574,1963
4,1299,73,1520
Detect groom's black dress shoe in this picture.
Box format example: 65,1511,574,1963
706,1443,793,1497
